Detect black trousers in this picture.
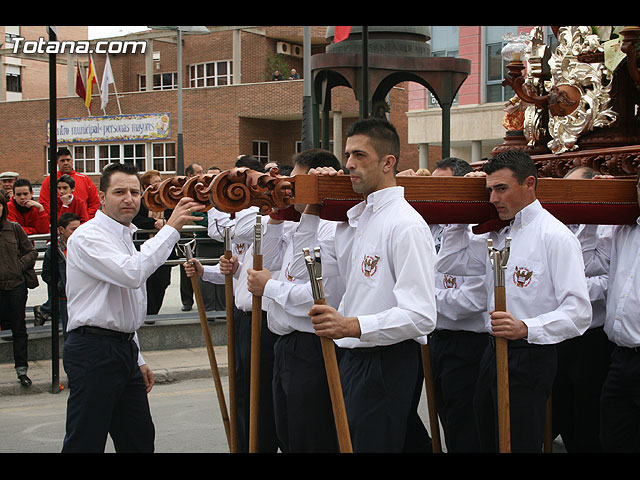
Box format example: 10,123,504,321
272,330,342,453
62,329,154,453
552,326,614,452
180,240,225,311
339,339,431,452
233,307,280,453
600,345,640,452
146,264,172,315
180,264,221,311
474,338,557,453
430,329,487,452
0,282,28,375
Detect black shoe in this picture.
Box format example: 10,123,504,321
181,305,192,312
18,375,32,387
34,305,44,326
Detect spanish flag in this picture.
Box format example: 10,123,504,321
334,26,352,43
85,55,97,112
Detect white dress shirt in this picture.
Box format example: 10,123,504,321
437,200,592,344
582,217,640,348
430,224,488,333
296,186,437,349
573,224,612,329
261,218,345,336
66,209,181,365
201,208,280,313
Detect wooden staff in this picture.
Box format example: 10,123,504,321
184,240,232,449
303,247,353,453
488,237,512,453
222,225,239,453
420,342,442,453
249,214,263,453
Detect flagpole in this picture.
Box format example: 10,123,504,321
89,54,105,116
101,54,122,115
47,25,61,395
75,55,91,116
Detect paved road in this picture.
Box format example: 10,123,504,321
0,376,231,453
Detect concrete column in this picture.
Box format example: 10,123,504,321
145,40,154,91
233,29,241,85
471,140,482,163
332,111,342,159
419,143,429,170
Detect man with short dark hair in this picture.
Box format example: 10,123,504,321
39,148,100,219
245,148,346,452
437,150,592,452
62,162,204,453
301,118,437,452
432,157,473,177
429,159,487,452
8,178,49,234
581,171,640,452
548,166,614,452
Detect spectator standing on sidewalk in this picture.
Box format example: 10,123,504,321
0,192,37,387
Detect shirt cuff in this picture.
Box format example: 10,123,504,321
263,278,280,300
356,314,378,343
522,317,543,344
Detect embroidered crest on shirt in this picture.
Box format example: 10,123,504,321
443,274,457,289
285,262,296,282
513,266,533,288
235,243,246,255
361,254,380,277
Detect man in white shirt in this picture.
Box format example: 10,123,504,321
244,148,346,452
429,158,488,453
303,119,437,452
437,150,592,453
581,171,640,452
62,162,203,453
551,166,614,452
187,206,281,453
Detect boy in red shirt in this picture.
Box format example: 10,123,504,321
56,174,89,223
7,178,49,235
39,148,100,219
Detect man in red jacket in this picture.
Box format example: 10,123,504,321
7,178,49,235
39,148,100,219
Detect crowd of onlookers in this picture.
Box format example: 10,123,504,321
0,148,290,387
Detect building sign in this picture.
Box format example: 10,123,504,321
48,113,171,144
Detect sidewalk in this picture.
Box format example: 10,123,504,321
0,266,230,396
0,345,228,396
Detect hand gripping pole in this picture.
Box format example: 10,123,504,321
303,247,353,453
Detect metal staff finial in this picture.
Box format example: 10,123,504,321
488,237,511,286
253,213,263,256
213,218,234,253
303,247,324,301
302,245,353,453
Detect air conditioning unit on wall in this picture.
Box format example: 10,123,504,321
276,42,291,55
291,44,303,58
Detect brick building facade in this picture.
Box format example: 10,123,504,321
0,25,417,192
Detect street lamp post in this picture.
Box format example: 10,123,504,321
148,26,209,175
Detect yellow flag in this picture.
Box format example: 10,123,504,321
85,56,97,111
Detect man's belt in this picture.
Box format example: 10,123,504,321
74,325,135,342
